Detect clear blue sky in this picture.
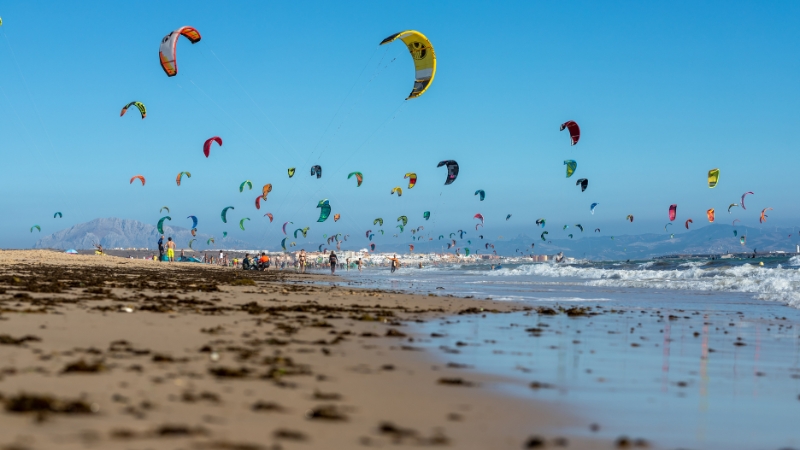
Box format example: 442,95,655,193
1,1,798,249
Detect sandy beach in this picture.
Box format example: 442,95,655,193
0,250,614,450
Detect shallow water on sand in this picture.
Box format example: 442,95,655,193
339,262,800,449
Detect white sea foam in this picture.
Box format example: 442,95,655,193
484,263,800,308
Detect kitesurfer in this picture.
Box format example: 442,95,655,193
166,237,176,263
158,235,165,262
389,254,400,273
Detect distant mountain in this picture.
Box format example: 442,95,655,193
33,218,252,250
369,224,799,260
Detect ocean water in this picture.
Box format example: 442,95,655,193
338,257,800,449
340,255,800,309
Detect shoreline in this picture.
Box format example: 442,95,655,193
0,250,606,449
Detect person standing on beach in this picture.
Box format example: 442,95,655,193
158,235,165,262
357,258,363,272
166,237,176,262
346,257,351,271
389,254,400,273
329,251,338,274
298,250,307,273
219,251,224,266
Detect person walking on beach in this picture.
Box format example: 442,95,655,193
158,235,165,262
346,257,351,271
357,258,363,272
298,250,307,273
329,251,338,274
389,254,400,273
166,237,176,263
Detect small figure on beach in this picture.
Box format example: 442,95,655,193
158,235,165,261
259,252,270,270
329,251,338,274
389,254,400,273
555,252,564,263
357,258,363,272
166,237,176,262
298,250,307,273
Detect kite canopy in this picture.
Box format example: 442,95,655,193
437,160,459,185
423,211,430,220
560,121,580,145
397,215,408,226
130,175,145,185
160,206,170,214
187,215,198,229
404,173,417,189
120,101,146,119
760,207,773,223
741,191,754,210
239,180,253,192
221,206,234,223
348,172,363,187
239,218,250,230
728,203,739,213
53,212,62,218
380,30,436,100
475,189,485,201
176,171,191,186
685,219,693,229
506,214,512,221
374,218,384,226
708,168,720,188
668,204,677,222
564,160,577,178
265,212,273,222
30,225,41,233
203,136,222,158
262,184,272,200
255,195,262,209
590,203,599,214
282,221,292,235
536,218,546,228
310,165,322,178
625,215,634,223
287,168,295,178
706,208,715,223
159,26,201,77
540,231,549,241
333,213,340,222
317,199,331,222
474,213,484,224
390,187,403,197
576,178,588,192
157,216,171,234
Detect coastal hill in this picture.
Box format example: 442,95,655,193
33,218,252,251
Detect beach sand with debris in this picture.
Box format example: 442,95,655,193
0,250,615,450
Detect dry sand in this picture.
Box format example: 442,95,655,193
0,251,607,450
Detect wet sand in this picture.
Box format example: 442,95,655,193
0,251,608,450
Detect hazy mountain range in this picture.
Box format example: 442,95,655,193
33,218,250,251
33,218,798,260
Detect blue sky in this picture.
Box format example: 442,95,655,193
1,1,798,249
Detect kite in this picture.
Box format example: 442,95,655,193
53,212,62,218
474,213,484,224
348,172,363,187
239,180,253,192
707,208,715,223
221,206,234,223
311,165,322,178
265,212,273,222
728,203,739,213
188,239,196,250
506,214,512,221
437,160,459,185
734,230,738,237
157,216,171,234
594,228,600,233
741,192,754,210
281,238,287,251
261,184,272,200
317,199,331,222
130,175,145,185
374,218,384,226
625,215,634,222
575,224,584,232
397,225,405,233
176,171,191,186
405,173,417,189
159,26,201,77
475,189,485,201
669,204,677,221
191,228,197,237
664,223,672,232
239,218,250,230
591,203,599,214
288,168,295,178
568,234,573,239
536,219,546,228
397,216,408,226
540,231,549,241
223,232,227,238
423,211,430,220
760,207,773,223
294,227,309,238
708,168,720,188
563,225,569,230
203,136,222,158
732,219,740,226
333,214,340,222
576,178,588,192
379,30,436,99
30,225,40,233
560,121,580,145
187,216,198,229
120,101,146,119
255,196,262,210
476,223,483,230
409,244,415,252
685,219,693,229
370,243,376,252
207,238,215,244
391,187,403,197
564,160,577,178
368,234,374,241
365,230,372,239
740,236,746,245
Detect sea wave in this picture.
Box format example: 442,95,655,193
484,263,800,308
